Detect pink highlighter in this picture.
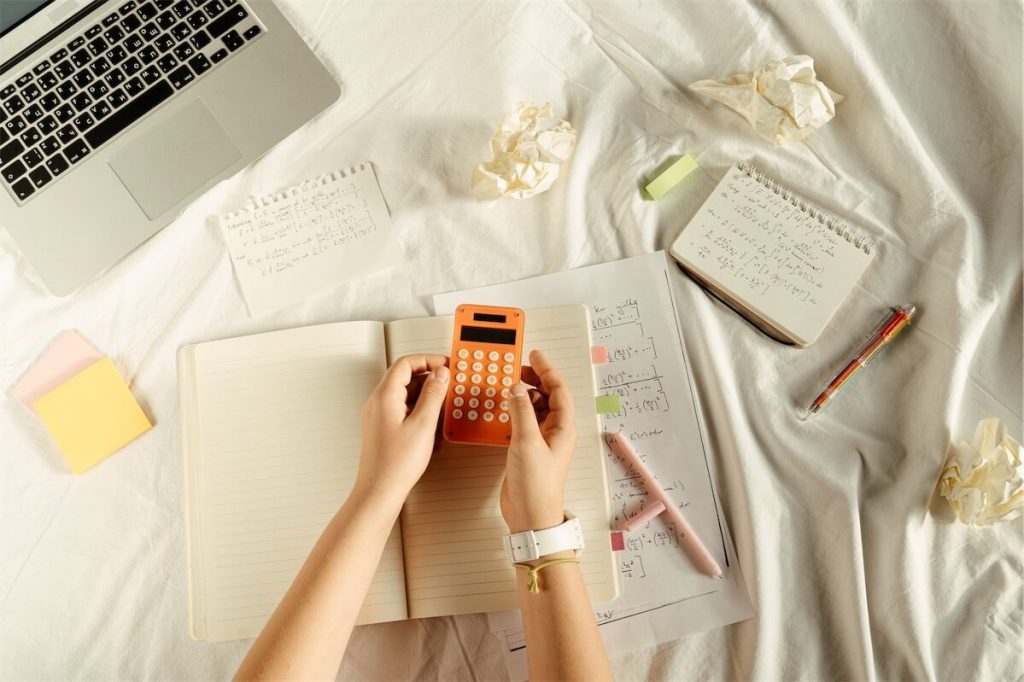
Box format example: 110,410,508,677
606,431,723,578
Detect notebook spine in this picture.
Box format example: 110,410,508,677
738,161,873,255
222,162,371,218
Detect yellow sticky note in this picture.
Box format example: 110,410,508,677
33,357,152,474
595,394,621,415
644,153,699,199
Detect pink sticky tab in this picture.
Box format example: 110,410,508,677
11,331,103,416
591,345,609,364
609,531,625,552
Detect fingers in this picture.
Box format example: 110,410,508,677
409,364,450,425
381,354,448,394
509,382,543,443
526,350,574,448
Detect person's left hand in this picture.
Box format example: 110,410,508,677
354,354,450,506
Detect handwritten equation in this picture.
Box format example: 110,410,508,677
223,180,379,278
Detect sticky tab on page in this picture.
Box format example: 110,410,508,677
590,345,609,365
610,531,626,552
644,153,698,199
595,394,621,415
33,357,153,474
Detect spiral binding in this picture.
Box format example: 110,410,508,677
223,162,371,219
737,161,873,255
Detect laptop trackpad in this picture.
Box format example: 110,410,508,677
109,99,242,220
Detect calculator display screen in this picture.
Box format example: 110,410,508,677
460,325,516,345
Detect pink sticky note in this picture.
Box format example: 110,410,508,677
610,531,625,552
591,345,609,365
11,331,104,415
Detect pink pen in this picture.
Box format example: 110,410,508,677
607,432,723,578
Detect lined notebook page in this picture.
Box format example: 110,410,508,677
180,322,408,642
670,164,872,345
385,306,616,619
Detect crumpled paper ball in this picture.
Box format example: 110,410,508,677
690,55,844,144
472,102,577,200
938,417,1024,526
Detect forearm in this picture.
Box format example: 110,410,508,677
234,485,403,682
516,551,613,682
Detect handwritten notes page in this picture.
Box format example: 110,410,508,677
433,253,753,674
670,163,872,345
179,322,408,642
219,163,399,316
384,306,617,619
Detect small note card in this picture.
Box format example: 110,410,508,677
219,163,399,316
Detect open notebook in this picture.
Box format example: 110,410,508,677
178,305,618,642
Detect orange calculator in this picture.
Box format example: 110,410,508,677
443,304,525,445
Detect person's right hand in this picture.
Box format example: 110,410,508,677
500,349,577,533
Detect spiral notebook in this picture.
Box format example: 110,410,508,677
670,162,873,346
219,163,398,316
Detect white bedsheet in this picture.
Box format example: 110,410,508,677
2,1,1021,680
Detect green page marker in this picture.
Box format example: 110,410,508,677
644,153,698,199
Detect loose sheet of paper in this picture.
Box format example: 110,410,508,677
434,252,753,675
219,163,399,316
11,330,102,415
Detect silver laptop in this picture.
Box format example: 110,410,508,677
0,0,340,294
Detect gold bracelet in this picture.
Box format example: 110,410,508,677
512,558,581,594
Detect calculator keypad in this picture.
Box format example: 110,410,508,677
449,350,517,426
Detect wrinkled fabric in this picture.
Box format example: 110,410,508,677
1,1,1021,681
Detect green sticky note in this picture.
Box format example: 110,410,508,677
595,394,621,415
644,153,699,199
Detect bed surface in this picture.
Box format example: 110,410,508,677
2,1,1021,680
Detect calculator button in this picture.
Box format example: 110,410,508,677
501,388,510,398
484,399,495,410
498,413,509,423
455,372,467,383
503,352,514,362
502,377,513,387
486,375,497,385
502,364,514,375
453,397,464,407
483,412,494,422
488,351,499,361
487,363,498,373
472,361,483,372
500,400,509,411
458,348,469,359
470,386,481,396
485,387,496,397
452,409,463,419
467,410,478,421
469,398,479,408
454,385,465,395
456,360,467,371
470,374,482,384
473,350,484,360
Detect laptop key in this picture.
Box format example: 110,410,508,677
139,22,160,40
207,5,243,36
119,1,137,15
56,124,77,144
105,69,126,87
138,2,158,20
2,158,27,182
0,129,7,145
10,177,34,200
56,82,77,99
23,105,44,124
104,26,125,44
32,61,51,76
0,85,16,98
122,56,143,75
91,58,112,76
50,48,69,62
172,0,193,18
139,46,159,64
85,24,102,39
40,136,61,156
65,139,89,163
174,43,195,61
157,55,178,73
156,11,176,29
28,166,51,189
0,139,25,166
189,30,211,49
124,77,145,96
70,49,92,68
22,148,44,168
84,80,173,148
46,153,70,176
73,69,94,88
4,96,25,115
243,25,260,40
38,115,58,134
204,0,225,19
20,127,41,146
88,37,108,56
40,93,60,111
168,65,195,89
21,84,42,103
125,34,145,53
90,101,112,120
73,113,95,132
87,82,109,99
188,53,210,75
54,104,75,123
140,65,161,84
222,29,243,51
187,11,208,29
106,45,128,65
15,73,33,87
209,48,228,63
102,13,120,27
54,60,75,79
171,22,192,41
4,116,26,134
108,88,129,108
68,36,86,50
71,93,91,111
155,0,174,8
38,72,59,91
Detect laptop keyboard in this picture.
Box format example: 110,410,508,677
0,0,265,205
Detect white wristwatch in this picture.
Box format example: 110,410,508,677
503,513,585,562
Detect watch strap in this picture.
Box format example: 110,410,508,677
503,514,585,562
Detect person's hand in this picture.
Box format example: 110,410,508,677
500,349,576,533
354,354,450,506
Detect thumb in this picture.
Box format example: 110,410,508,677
508,382,542,444
410,366,449,424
